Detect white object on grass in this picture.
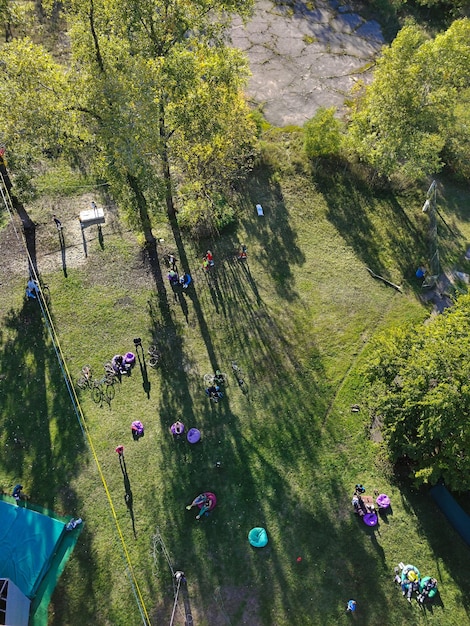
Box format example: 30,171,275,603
256,204,264,216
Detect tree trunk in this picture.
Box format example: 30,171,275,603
0,157,37,275
89,0,105,73
159,103,177,224
126,172,156,243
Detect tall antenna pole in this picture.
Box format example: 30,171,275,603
422,180,439,286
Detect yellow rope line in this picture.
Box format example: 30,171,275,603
0,175,151,625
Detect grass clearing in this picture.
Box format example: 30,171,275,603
1,133,470,625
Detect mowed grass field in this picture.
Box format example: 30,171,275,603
1,133,470,625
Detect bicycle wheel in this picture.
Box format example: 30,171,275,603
148,345,158,357
104,362,115,375
203,374,214,385
105,384,115,401
214,371,228,385
149,356,160,368
39,284,51,304
77,376,89,389
91,386,103,404
104,371,116,385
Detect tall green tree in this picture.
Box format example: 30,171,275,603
64,0,256,237
364,294,470,491
0,0,256,241
347,19,470,182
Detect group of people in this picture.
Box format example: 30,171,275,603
166,253,192,289
394,566,438,604
167,245,247,288
202,250,214,271
351,484,375,517
167,270,192,289
205,385,223,402
112,354,132,376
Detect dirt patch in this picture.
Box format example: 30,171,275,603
369,413,383,442
151,584,260,626
0,192,151,290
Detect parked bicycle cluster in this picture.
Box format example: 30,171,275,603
76,364,118,407
76,341,161,407
203,362,246,403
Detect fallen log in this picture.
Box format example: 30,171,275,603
366,267,402,292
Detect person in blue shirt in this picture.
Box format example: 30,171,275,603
12,484,23,501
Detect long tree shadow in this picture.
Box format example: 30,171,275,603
316,168,429,282
390,479,470,616
143,244,339,624
238,163,305,301
0,298,84,506
0,295,97,623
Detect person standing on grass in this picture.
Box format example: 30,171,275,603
168,254,178,271
237,243,247,260
53,215,62,230
12,484,23,502
26,278,39,299
346,599,356,612
205,250,214,266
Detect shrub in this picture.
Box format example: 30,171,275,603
304,108,342,159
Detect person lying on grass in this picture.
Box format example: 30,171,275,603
186,494,212,519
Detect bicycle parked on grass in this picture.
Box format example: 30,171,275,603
203,370,227,386
231,362,246,389
77,365,93,389
148,345,161,368
91,376,116,406
103,361,118,380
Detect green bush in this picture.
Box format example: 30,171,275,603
304,107,342,159
177,192,236,238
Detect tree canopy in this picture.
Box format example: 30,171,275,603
0,0,256,239
364,293,470,491
346,19,470,182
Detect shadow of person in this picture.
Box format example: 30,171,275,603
176,288,189,323
181,576,194,624
98,224,104,250
58,229,67,277
241,261,262,305
118,453,137,538
378,504,393,524
134,342,151,399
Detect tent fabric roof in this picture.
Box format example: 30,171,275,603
0,500,65,598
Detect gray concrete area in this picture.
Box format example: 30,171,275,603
229,0,385,126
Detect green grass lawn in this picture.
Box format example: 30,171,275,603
1,135,470,625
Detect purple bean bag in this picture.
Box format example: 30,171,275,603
198,492,217,511
363,512,378,526
376,494,390,509
187,428,201,444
